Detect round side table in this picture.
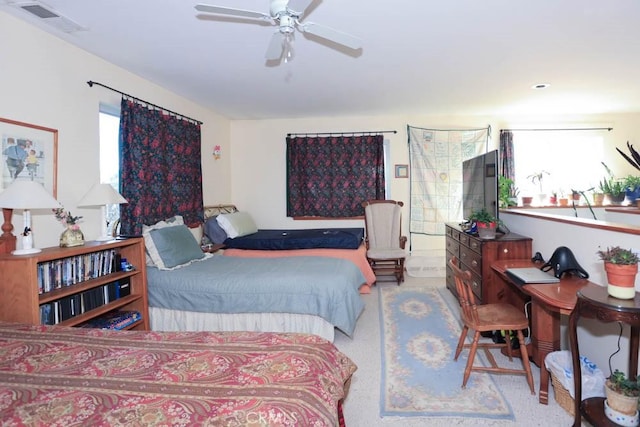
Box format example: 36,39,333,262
568,285,640,427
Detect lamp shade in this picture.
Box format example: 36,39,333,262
78,183,127,207
0,180,60,209
0,180,60,255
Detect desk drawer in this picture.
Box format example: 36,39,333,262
459,246,482,276
446,263,481,301
462,268,482,301
446,226,460,241
446,238,460,256
460,234,482,254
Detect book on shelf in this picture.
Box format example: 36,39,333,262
39,280,132,325
37,249,118,294
80,310,142,330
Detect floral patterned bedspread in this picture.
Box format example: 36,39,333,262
0,322,356,426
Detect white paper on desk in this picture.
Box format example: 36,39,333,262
506,267,560,284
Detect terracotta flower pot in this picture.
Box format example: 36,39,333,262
605,262,638,299
593,193,605,206
558,198,569,206
521,196,534,207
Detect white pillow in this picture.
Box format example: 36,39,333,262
216,211,258,239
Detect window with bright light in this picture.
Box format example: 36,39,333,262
513,132,604,204
99,106,121,226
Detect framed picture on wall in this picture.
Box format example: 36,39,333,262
395,164,409,178
0,117,58,197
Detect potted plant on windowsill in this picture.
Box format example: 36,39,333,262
527,170,550,206
498,176,519,208
468,207,498,240
600,162,627,205
597,246,639,299
604,369,640,424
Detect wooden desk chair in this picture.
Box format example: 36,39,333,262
361,200,407,285
449,257,535,394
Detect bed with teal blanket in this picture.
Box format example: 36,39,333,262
147,255,366,341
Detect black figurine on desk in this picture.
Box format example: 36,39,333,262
541,246,589,279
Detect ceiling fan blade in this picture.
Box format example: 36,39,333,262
300,22,362,50
195,4,270,20
287,0,314,16
265,31,284,60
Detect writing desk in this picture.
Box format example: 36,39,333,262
491,259,600,404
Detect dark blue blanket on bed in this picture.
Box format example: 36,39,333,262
223,228,364,250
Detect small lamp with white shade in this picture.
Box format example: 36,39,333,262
0,180,61,255
78,183,128,241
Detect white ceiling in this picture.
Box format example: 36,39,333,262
3,0,640,120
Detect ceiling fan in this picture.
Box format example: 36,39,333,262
194,0,362,63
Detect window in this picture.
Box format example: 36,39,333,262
98,106,121,226
513,131,604,204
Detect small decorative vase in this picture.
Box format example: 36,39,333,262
60,227,85,248
605,262,638,299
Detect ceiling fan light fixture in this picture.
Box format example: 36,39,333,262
282,32,295,63
196,1,362,65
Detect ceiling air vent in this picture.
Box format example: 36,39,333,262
15,2,86,33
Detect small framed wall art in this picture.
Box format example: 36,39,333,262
1,117,58,197
395,164,409,178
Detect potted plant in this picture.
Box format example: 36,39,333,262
468,207,498,239
592,189,605,207
597,246,639,299
527,170,550,206
498,176,519,208
557,189,569,206
600,162,627,205
623,175,640,205
605,369,640,422
570,189,581,203
521,195,534,206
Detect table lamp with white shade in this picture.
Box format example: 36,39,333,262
0,180,61,255
78,183,128,241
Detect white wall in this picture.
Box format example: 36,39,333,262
0,11,232,248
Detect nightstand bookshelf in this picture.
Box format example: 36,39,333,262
0,238,149,330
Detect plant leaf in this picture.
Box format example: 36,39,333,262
616,147,640,171
627,141,640,168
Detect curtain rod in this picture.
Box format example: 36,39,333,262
501,127,612,132
87,80,203,125
287,130,397,137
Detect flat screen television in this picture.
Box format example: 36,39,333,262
462,149,499,224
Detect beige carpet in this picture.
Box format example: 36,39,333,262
334,274,585,426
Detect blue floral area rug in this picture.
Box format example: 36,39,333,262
379,285,514,420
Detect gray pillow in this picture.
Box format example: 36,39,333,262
204,216,228,244
148,224,206,269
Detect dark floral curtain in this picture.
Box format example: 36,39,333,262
119,98,203,235
499,130,515,180
286,134,385,217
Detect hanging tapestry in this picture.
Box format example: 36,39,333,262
408,125,489,235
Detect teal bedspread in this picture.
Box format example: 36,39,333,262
147,256,366,336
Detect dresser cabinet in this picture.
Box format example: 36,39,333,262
445,223,532,304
